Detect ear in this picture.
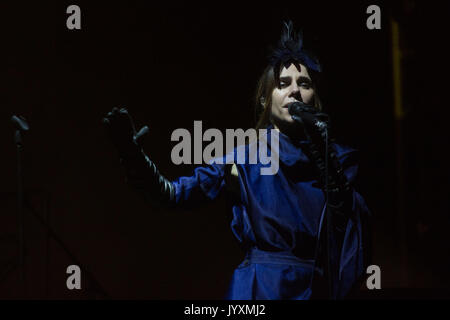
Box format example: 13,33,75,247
260,96,266,108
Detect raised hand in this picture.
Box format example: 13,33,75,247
103,107,148,159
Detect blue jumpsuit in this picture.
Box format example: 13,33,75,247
171,125,370,299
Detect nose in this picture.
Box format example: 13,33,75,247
289,83,303,102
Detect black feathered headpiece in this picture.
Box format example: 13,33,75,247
268,21,321,83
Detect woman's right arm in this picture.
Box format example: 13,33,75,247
103,107,226,208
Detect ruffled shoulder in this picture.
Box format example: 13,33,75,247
333,143,359,183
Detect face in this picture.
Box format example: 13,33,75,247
270,63,315,129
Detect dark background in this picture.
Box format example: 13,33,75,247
0,0,449,299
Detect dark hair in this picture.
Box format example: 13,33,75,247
254,63,322,130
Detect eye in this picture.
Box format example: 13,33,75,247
279,81,288,88
299,82,311,89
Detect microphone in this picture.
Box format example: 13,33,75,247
287,101,328,130
11,115,29,131
11,115,29,147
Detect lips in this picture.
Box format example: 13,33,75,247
283,101,297,108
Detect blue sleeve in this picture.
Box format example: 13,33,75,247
336,190,371,298
172,163,227,207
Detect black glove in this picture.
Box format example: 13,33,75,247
103,107,175,204
290,104,354,223
102,107,146,159
289,102,329,142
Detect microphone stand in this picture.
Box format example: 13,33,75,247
324,128,333,299
10,115,109,299
289,104,335,299
315,123,334,299
11,115,29,296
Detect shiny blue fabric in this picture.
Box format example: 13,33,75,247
172,125,370,300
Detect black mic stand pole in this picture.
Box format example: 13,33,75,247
10,115,109,299
11,115,29,297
